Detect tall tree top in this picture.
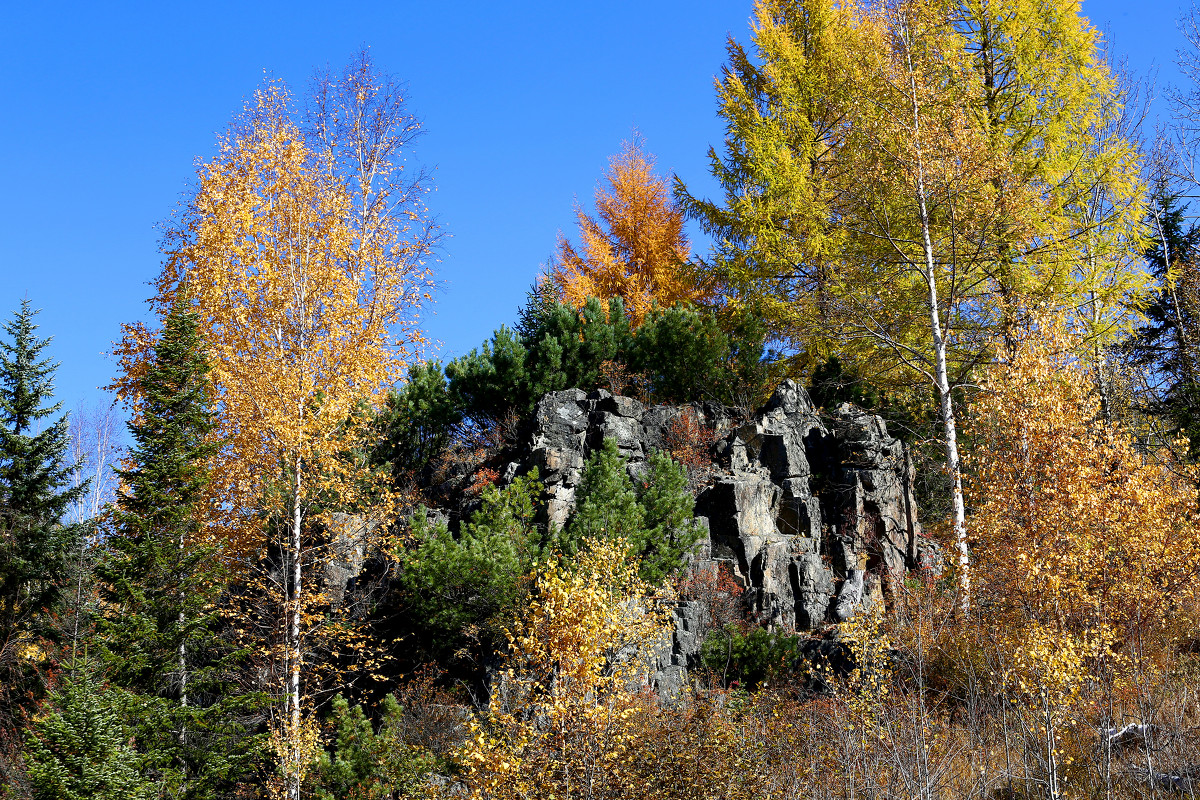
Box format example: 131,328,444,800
0,299,80,521
114,299,217,540
1,300,61,437
549,137,709,326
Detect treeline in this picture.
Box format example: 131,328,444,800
4,0,1200,797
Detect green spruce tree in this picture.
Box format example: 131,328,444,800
1125,188,1200,456
0,298,84,744
310,694,438,800
24,658,154,800
94,301,261,799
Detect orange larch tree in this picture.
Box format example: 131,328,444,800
548,138,710,325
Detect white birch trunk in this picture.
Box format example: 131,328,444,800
288,458,303,800
906,33,970,613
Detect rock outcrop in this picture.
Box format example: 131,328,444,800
494,381,941,694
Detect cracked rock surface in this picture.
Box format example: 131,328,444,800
499,381,942,696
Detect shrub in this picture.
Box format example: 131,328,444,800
311,692,451,800
699,625,807,690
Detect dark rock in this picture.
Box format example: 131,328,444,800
588,410,644,459
792,553,834,628
488,382,939,692
322,513,381,610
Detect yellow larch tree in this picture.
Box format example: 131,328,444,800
680,0,1149,611
114,61,435,800
548,138,709,326
828,0,1027,610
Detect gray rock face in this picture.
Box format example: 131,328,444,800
504,381,942,690
322,512,381,610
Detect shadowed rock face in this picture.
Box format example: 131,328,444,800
499,381,942,695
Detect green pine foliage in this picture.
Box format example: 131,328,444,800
396,472,549,664
93,302,264,799
373,361,464,484
441,295,770,427
372,296,772,488
24,661,154,800
310,694,440,800
699,626,806,691
630,305,775,412
444,297,631,425
564,440,644,553
567,439,703,584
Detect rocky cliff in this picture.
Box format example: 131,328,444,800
491,380,941,692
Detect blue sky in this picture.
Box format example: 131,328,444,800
0,0,1190,414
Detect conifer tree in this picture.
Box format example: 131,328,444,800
24,659,154,800
676,0,1145,610
548,138,709,325
567,439,702,584
1125,188,1200,455
0,299,83,716
95,301,260,798
97,301,218,696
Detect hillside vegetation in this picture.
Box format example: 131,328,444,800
4,2,1200,798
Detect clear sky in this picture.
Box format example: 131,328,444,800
0,0,1191,415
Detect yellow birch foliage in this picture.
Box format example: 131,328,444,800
548,139,709,326
113,81,433,551
112,77,435,798
964,317,1200,789
448,538,672,799
967,314,1200,652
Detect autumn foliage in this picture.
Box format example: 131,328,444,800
112,65,437,800
548,139,710,326
116,82,433,548
968,316,1200,642
15,3,1200,799
446,538,671,799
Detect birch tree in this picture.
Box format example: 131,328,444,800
66,401,122,527
114,56,436,800
831,0,1013,610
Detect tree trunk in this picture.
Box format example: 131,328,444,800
288,458,303,800
179,528,188,712
906,37,970,614
178,524,189,764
